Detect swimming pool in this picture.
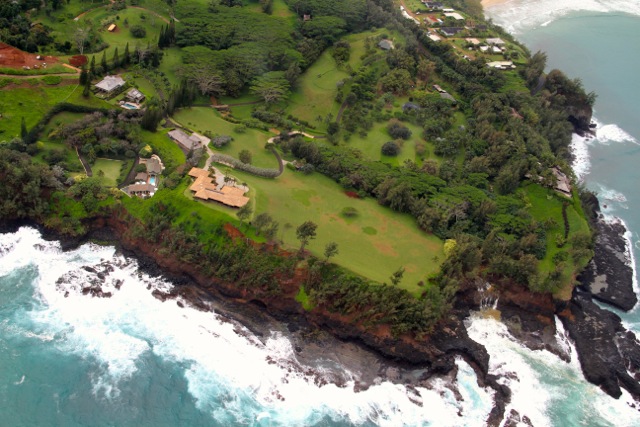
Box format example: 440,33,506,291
122,103,138,110
149,176,156,185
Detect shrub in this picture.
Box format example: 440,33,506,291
387,120,412,140
234,125,247,134
341,206,358,217
210,153,281,178
130,25,146,38
381,141,400,156
212,135,233,148
42,76,62,85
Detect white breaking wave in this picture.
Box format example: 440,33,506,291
465,312,638,427
0,227,495,426
485,0,640,33
592,117,639,145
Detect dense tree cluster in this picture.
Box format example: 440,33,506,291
0,0,53,52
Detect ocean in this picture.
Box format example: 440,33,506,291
1,2,640,426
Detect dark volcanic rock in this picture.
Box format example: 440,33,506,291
578,216,637,311
558,293,640,400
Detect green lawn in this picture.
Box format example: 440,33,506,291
0,85,111,140
140,128,186,172
523,183,591,298
77,7,167,61
33,140,84,173
93,158,126,187
214,168,443,294
172,107,278,169
157,47,183,87
285,49,349,132
342,120,439,166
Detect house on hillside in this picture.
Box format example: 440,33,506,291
465,38,481,45
126,88,145,103
487,61,516,70
439,27,464,37
486,37,506,46
95,75,126,95
378,39,395,50
552,167,572,197
424,2,444,11
444,12,465,21
188,167,249,208
122,154,165,198
168,129,211,152
428,33,442,42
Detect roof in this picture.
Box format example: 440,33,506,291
402,102,420,110
135,172,148,182
486,38,505,45
124,183,155,193
127,88,145,100
95,75,125,92
107,24,116,32
440,27,463,36
444,12,464,20
487,61,515,69
440,92,456,102
378,39,394,50
190,132,211,145
139,154,165,175
428,34,442,42
465,38,481,45
188,167,249,208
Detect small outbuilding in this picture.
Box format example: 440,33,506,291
108,24,117,32
126,88,145,103
378,39,395,50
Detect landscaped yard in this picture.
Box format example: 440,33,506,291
341,120,439,166
140,129,186,172
0,85,111,139
93,158,127,187
172,107,279,169
523,183,591,298
217,167,444,295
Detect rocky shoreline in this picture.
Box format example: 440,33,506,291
2,207,640,423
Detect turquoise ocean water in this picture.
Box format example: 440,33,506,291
2,3,640,426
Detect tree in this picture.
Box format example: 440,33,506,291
323,241,339,263
130,25,146,38
296,221,317,254
381,141,400,156
20,117,27,140
112,47,120,69
389,267,405,286
184,63,224,96
250,71,290,105
74,26,90,55
380,69,412,95
123,42,131,65
237,203,252,229
100,51,108,72
416,58,436,83
89,55,96,76
253,212,273,236
238,149,252,164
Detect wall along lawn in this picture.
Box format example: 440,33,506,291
172,107,279,169
221,167,443,295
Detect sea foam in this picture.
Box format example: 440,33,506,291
485,0,640,33
0,227,495,426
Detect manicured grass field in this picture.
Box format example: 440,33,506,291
172,107,279,169
93,158,126,187
523,183,591,298
223,168,444,294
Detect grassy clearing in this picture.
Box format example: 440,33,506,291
93,158,126,187
172,107,278,169
33,140,84,172
342,120,438,166
141,129,186,171
499,70,529,93
157,47,183,87
0,85,110,139
79,8,167,57
523,183,590,298
220,168,443,294
285,50,349,132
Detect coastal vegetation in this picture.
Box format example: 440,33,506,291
0,0,598,336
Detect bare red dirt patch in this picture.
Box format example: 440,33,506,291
0,43,59,69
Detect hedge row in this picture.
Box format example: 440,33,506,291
210,153,281,178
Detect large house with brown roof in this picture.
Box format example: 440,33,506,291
188,167,249,208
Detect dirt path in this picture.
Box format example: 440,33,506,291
335,100,348,124
0,73,77,79
76,147,92,177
